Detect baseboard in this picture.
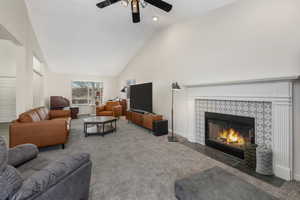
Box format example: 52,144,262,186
294,173,300,181
168,129,183,137
274,165,292,181
168,129,198,143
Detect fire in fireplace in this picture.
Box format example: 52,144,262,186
218,128,245,148
205,112,255,159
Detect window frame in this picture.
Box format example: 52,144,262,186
71,80,104,106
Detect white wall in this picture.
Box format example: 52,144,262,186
46,71,118,114
32,56,45,107
0,40,17,122
0,40,17,77
294,80,300,181
32,72,43,107
0,0,47,114
118,0,300,178
0,77,16,122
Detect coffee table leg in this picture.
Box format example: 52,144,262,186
115,120,117,132
102,123,105,137
97,124,100,133
84,123,87,137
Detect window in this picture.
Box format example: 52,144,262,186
32,56,44,107
126,79,136,86
71,81,103,105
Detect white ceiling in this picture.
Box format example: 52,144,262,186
25,0,236,76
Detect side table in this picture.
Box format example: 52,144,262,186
70,107,79,119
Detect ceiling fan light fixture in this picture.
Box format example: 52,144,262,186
131,0,139,13
131,0,140,23
96,0,172,23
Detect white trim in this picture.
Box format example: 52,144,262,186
274,165,292,180
272,101,293,180
0,76,16,78
186,79,294,180
193,96,291,104
184,75,300,88
294,173,300,181
33,69,43,77
0,24,22,46
187,97,197,143
168,128,184,137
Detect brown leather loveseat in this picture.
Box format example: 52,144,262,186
9,107,71,149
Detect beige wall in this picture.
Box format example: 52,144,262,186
46,71,118,114
0,0,47,114
118,0,300,179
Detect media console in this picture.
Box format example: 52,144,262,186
126,110,163,131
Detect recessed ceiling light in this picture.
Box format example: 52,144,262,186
152,16,159,22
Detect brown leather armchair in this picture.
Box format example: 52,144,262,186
10,107,71,149
96,101,122,118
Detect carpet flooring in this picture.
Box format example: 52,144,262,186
1,118,300,200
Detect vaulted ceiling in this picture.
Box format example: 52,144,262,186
25,0,236,76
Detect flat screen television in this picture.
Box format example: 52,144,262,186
130,82,153,113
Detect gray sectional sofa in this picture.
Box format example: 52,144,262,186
0,136,92,200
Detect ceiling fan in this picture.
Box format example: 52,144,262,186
96,0,172,23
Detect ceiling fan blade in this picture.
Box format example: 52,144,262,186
96,0,121,9
131,0,140,23
144,0,172,12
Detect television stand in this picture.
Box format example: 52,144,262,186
126,110,163,131
130,109,146,114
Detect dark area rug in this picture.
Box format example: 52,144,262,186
175,166,278,200
180,139,285,187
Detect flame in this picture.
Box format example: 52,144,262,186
219,130,228,140
218,128,245,145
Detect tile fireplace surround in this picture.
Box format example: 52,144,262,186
185,76,299,181
196,100,272,147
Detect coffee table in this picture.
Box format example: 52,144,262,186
83,116,117,137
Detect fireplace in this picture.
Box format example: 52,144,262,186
205,112,255,159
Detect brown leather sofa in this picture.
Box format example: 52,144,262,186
9,107,71,149
96,101,122,118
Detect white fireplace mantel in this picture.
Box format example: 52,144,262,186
185,76,299,181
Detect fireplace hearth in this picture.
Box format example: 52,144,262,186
205,112,255,159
